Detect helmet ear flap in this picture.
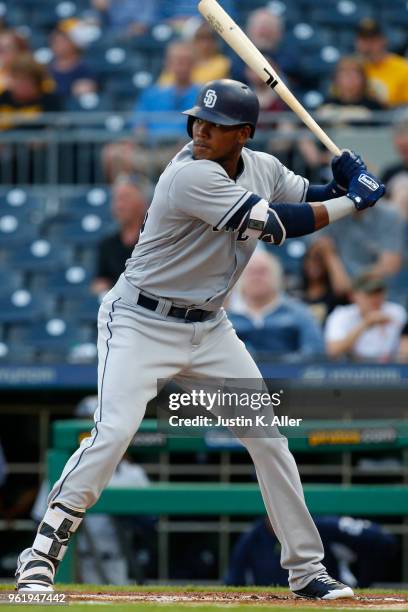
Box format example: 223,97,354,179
187,115,195,137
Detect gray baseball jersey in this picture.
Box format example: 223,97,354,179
124,142,308,309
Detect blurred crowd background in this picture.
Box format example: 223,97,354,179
0,0,407,364
0,0,408,590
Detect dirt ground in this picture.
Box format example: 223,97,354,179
60,590,408,608
1,589,407,609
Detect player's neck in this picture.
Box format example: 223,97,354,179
218,153,244,180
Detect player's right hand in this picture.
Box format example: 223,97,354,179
347,171,385,211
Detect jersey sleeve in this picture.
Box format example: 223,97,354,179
270,157,309,203
169,160,263,230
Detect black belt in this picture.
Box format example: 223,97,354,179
137,293,214,322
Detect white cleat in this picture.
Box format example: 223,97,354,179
18,584,54,592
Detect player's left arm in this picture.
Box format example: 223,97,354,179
240,170,385,245
306,150,367,202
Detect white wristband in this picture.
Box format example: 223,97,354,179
324,195,354,223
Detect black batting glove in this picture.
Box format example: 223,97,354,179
332,149,367,193
347,171,385,211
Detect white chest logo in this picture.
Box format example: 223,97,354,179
203,89,217,108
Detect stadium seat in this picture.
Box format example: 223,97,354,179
311,6,370,28
0,214,38,248
0,340,36,364
266,238,307,278
46,265,92,297
6,239,71,273
62,293,101,322
381,7,408,27
0,289,50,323
0,267,23,294
60,188,112,220
13,318,90,355
0,188,41,216
64,93,114,113
47,214,116,246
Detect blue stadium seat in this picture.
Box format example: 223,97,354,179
299,48,339,82
62,293,101,322
14,318,90,354
311,6,370,28
64,93,114,113
7,239,71,273
47,265,92,297
0,268,23,294
0,188,42,219
0,214,38,248
47,214,116,246
266,238,307,278
0,289,50,323
61,188,112,220
0,340,36,364
381,7,408,27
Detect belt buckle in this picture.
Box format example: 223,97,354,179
185,307,202,322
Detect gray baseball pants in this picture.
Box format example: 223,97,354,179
44,276,325,589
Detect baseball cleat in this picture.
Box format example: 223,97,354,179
292,571,354,600
15,550,56,592
18,584,54,592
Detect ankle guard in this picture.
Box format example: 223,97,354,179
32,503,85,562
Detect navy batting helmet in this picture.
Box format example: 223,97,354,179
182,79,259,138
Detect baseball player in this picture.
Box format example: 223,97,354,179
16,79,385,599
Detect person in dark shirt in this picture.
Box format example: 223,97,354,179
317,56,385,124
225,516,397,588
300,239,351,325
49,24,97,100
92,177,148,295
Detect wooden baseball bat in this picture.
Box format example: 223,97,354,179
198,0,341,156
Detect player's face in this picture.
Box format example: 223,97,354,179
192,118,250,164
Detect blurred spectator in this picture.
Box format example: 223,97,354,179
381,119,408,186
102,42,199,182
92,177,148,295
298,56,385,182
386,174,408,223
0,30,30,95
231,10,300,87
355,18,408,108
299,238,351,325
159,22,230,85
49,23,97,100
228,251,324,360
317,56,385,123
310,202,404,281
325,275,407,361
92,0,157,36
245,61,286,115
225,516,397,588
0,54,60,130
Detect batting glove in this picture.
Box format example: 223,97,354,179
347,171,385,211
331,150,367,194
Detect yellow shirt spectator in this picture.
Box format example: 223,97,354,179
364,53,408,107
159,53,230,86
